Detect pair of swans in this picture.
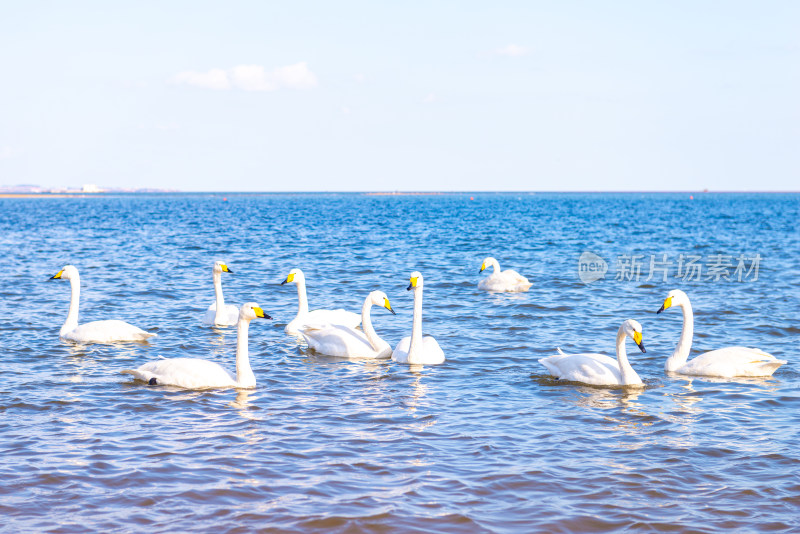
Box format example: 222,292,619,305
478,257,532,293
540,289,785,386
122,303,271,388
299,271,445,365
50,265,156,343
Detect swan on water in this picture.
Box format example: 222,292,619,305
539,319,646,386
657,289,786,377
281,268,360,335
49,265,156,344
121,303,271,388
392,272,445,365
478,257,532,292
202,260,239,326
302,291,396,359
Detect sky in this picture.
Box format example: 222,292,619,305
0,1,798,192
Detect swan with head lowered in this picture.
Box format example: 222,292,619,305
539,319,646,386
478,257,532,292
392,272,445,365
302,291,396,359
202,260,239,326
281,268,360,335
657,289,786,377
49,265,156,343
121,303,271,388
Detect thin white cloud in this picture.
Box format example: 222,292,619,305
423,93,436,104
0,146,18,160
171,62,317,92
494,44,530,57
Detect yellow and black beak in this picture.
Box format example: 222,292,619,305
49,269,64,280
406,276,419,291
384,298,396,315
657,296,673,315
281,272,295,285
221,264,233,274
479,262,486,273
253,307,272,320
633,331,646,353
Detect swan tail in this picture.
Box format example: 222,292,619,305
753,359,787,376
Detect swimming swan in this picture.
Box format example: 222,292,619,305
49,265,156,343
539,319,646,386
281,268,360,335
478,257,532,292
202,260,239,326
121,303,271,388
657,289,786,377
392,272,445,365
302,291,396,358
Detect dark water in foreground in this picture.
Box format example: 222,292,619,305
0,192,798,532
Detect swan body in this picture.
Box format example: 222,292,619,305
392,272,445,365
202,260,239,326
478,257,532,292
539,319,646,386
49,265,156,343
303,291,395,358
122,303,271,389
282,268,360,335
657,289,786,377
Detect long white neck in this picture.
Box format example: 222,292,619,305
235,318,256,388
488,258,501,273
666,301,694,372
213,270,226,323
407,286,424,363
295,277,309,315
60,275,81,336
361,299,386,351
615,326,642,385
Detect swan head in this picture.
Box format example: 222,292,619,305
369,290,396,315
281,268,305,285
213,260,233,274
621,319,646,353
239,302,272,321
50,265,79,281
407,271,423,291
479,257,497,273
657,289,689,314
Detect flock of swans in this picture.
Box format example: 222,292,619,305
48,255,786,390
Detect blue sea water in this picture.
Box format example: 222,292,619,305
0,192,798,532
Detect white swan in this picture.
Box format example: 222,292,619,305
121,303,271,388
49,265,156,343
392,272,445,365
657,289,786,377
539,319,646,386
202,260,239,326
281,268,360,335
478,257,532,292
302,291,396,359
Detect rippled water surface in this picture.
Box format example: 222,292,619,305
1,193,799,532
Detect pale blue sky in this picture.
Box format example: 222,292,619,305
1,1,798,191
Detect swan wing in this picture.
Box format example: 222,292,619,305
391,336,412,363
288,309,361,334
303,325,387,358
63,320,155,344
122,358,236,388
203,302,239,326
680,346,787,377
478,270,532,292
539,352,623,386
